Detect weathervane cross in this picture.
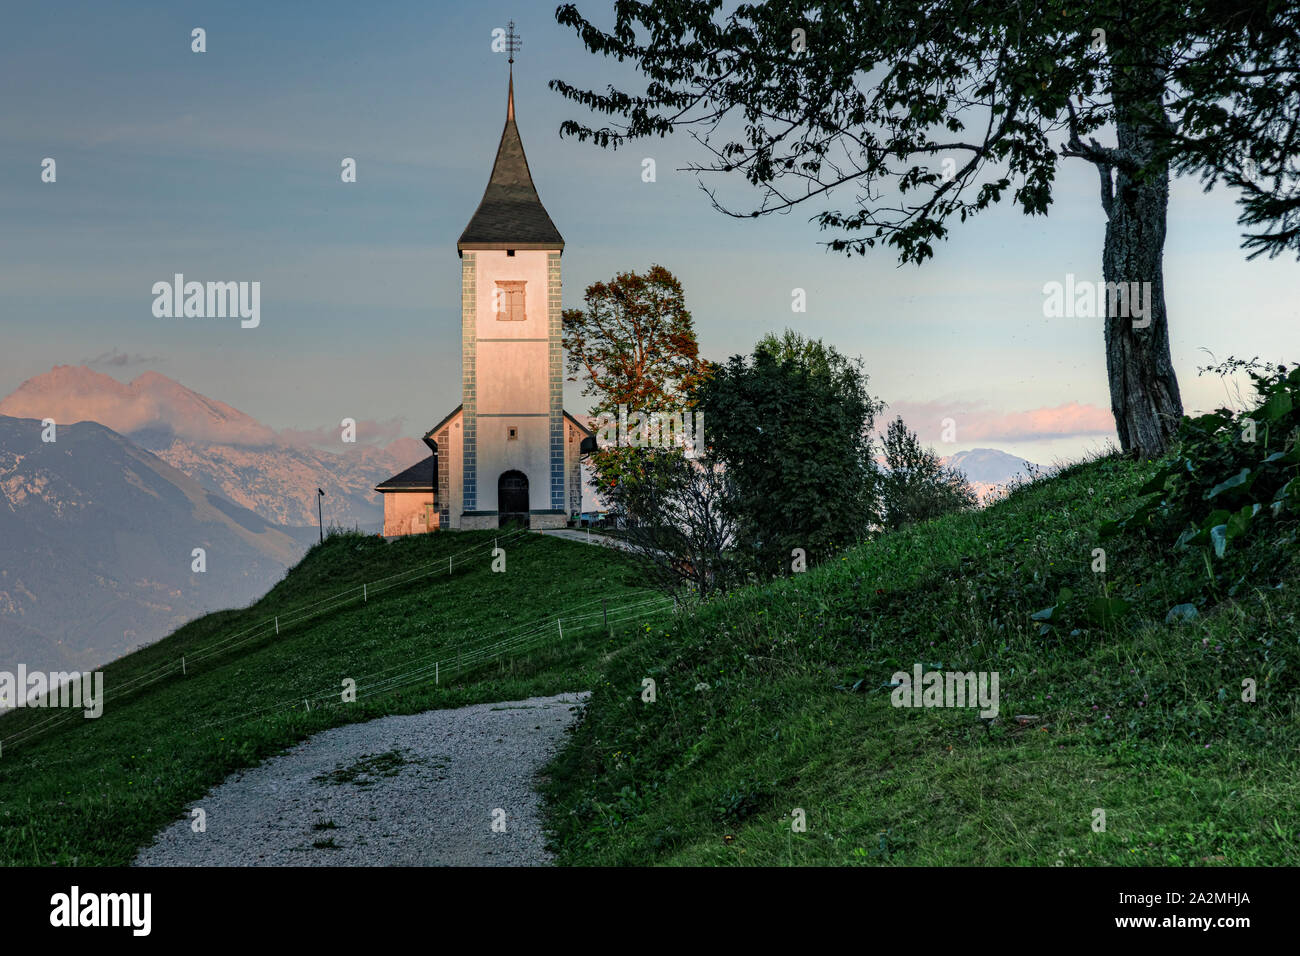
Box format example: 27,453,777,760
506,19,521,65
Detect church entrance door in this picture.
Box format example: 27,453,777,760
498,471,529,527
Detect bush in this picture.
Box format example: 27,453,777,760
878,416,979,530
1102,357,1300,597
699,330,884,574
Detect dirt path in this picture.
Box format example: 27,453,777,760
134,692,587,867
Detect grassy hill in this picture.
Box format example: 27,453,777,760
543,455,1300,865
0,529,653,865
4,454,1297,867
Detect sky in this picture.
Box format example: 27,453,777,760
2,0,1298,470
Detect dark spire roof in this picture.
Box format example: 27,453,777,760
457,73,565,254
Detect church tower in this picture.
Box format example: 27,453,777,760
455,42,567,529
374,27,591,536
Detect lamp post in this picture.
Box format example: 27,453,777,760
317,488,326,543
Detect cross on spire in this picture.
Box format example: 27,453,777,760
505,20,521,65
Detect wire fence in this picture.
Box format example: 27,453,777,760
0,527,671,752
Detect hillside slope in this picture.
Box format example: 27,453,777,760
544,455,1300,866
0,529,653,865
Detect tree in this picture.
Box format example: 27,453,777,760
551,0,1300,457
698,330,883,575
562,264,710,414
878,416,979,530
599,446,741,599
563,264,713,499
1163,0,1300,261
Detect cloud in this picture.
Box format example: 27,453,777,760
884,400,1115,443
275,418,410,451
80,349,160,369
0,366,278,445
0,366,429,458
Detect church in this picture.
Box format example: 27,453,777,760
375,66,593,535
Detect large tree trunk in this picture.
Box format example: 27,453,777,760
1102,60,1184,458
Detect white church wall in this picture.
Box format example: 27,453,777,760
476,341,549,413
382,491,434,537
474,250,551,341
465,247,561,524
474,417,553,513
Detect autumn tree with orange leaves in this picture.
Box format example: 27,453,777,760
563,266,729,592
563,265,710,420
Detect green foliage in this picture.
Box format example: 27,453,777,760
543,453,1300,865
1102,359,1300,598
587,437,741,600
562,264,708,413
552,0,1299,261
698,330,883,575
879,416,980,530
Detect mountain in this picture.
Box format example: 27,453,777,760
942,447,1041,501
0,367,426,530
135,435,418,531
0,415,309,673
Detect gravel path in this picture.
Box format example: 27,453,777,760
134,692,588,867
537,528,639,552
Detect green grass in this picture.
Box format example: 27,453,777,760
0,529,651,865
542,455,1300,865
6,455,1299,867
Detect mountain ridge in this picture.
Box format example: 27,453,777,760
0,414,310,672
0,366,427,528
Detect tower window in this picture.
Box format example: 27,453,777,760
507,426,518,440
494,281,527,321
506,249,515,257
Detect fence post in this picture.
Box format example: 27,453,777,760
364,583,367,602
436,661,439,685
275,617,279,635
182,656,186,676
558,618,563,640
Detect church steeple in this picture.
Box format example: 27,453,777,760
457,26,563,255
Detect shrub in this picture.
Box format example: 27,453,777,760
878,416,979,530
1102,358,1300,596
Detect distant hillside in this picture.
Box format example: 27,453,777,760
0,415,309,672
137,435,415,533
0,366,426,530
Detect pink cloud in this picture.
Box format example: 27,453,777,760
0,366,419,452
884,400,1115,443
